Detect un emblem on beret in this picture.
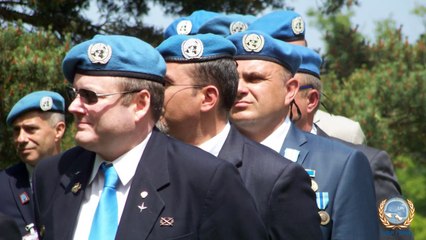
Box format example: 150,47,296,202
379,197,415,229
87,43,112,64
242,33,264,52
39,96,53,111
177,20,192,35
291,16,304,35
229,21,248,35
181,38,204,59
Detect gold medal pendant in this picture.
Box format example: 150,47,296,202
319,210,330,225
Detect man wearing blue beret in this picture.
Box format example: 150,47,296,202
157,33,322,240
250,9,367,144
254,10,404,238
0,90,66,239
290,45,409,239
227,30,379,239
32,34,268,240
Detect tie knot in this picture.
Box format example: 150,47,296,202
101,163,119,189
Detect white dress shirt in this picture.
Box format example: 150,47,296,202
261,117,291,153
72,132,151,240
197,122,230,157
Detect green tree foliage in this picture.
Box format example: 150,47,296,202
0,0,283,44
309,7,426,237
0,23,74,169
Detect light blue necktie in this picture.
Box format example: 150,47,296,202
89,163,119,240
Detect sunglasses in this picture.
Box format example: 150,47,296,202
66,86,141,105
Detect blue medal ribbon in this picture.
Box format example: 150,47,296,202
305,169,316,178
316,192,329,210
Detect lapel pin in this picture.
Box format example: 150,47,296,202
160,217,174,227
138,202,147,212
71,182,82,194
140,191,148,199
19,192,30,205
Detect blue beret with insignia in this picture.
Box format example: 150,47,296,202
157,33,236,62
62,35,166,84
227,30,302,75
249,10,305,42
7,91,65,126
198,14,256,36
293,45,322,78
163,10,222,39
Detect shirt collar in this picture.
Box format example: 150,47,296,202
89,131,152,186
261,117,291,153
310,124,318,135
197,122,231,157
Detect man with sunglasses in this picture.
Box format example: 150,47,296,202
0,91,66,239
157,33,321,240
31,34,268,240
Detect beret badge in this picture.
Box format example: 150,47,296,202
242,33,264,52
230,21,248,35
177,20,192,35
87,43,112,64
291,16,304,35
39,96,53,111
181,38,204,59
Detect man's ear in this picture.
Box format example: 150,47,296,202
285,77,299,106
134,89,151,121
306,89,320,114
54,121,66,142
200,85,219,112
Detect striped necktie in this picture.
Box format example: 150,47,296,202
89,163,119,240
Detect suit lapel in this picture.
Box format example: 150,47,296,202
116,130,169,240
282,124,309,165
315,124,329,138
218,126,244,169
53,150,95,239
9,163,34,226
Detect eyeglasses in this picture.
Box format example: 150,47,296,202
66,86,141,105
164,82,206,88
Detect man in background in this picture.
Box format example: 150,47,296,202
0,90,66,238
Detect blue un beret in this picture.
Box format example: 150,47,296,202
227,30,302,75
163,10,222,39
7,91,65,126
62,35,166,84
293,45,322,79
249,10,305,42
198,14,256,37
157,33,236,62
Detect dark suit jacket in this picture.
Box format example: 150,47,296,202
283,124,379,240
218,126,322,240
0,162,35,236
33,129,268,240
316,126,402,203
0,212,21,240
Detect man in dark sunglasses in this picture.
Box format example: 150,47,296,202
31,34,268,240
